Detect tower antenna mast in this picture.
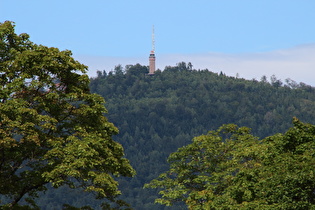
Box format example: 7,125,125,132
152,25,155,52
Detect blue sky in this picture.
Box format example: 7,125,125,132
2,0,315,85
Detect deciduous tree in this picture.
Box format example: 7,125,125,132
145,118,315,209
0,21,135,209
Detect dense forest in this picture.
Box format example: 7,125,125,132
86,62,315,209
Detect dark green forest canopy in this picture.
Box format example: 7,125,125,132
90,62,315,139
89,62,315,209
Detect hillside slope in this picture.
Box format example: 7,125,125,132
90,63,315,209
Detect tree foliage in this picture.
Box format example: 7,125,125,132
0,21,135,209
145,118,315,209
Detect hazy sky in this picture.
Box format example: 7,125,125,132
2,0,315,85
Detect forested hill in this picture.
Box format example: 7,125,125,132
90,62,315,209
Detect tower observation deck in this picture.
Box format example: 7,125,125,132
149,25,155,75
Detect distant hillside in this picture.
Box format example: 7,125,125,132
89,62,315,210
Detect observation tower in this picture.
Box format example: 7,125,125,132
149,25,155,75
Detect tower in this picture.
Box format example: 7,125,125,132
149,25,155,75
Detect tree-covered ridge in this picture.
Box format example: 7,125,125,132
91,63,315,138
90,63,315,209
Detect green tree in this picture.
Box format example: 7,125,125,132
145,118,315,209
0,21,135,209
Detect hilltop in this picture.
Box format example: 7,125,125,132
89,62,315,209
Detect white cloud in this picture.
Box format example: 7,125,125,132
75,43,315,86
